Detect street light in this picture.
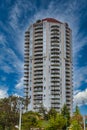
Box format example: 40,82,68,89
18,98,24,130
19,102,22,130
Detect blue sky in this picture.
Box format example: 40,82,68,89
0,0,87,114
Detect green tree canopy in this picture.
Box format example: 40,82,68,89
46,113,66,130
0,95,24,130
61,104,70,129
70,106,83,130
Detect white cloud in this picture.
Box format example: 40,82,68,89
74,89,87,106
9,2,21,30
8,0,36,31
0,33,6,45
0,45,23,74
15,77,24,89
0,88,8,98
14,77,24,97
73,66,87,89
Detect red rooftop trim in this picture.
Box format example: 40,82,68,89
42,18,62,24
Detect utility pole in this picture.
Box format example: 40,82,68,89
18,98,23,130
19,102,22,130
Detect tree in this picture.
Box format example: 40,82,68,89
0,96,23,130
61,104,70,129
74,105,80,115
69,120,82,130
46,113,66,130
22,111,40,130
70,106,83,130
39,105,48,120
47,108,57,119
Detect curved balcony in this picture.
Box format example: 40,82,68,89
51,81,60,85
66,68,71,73
51,78,60,82
34,60,43,63
66,92,71,97
66,63,70,66
34,93,43,96
24,57,29,61
25,41,29,44
24,68,29,72
33,92,43,95
34,26,43,30
34,64,43,67
51,74,60,79
66,46,70,50
24,56,29,60
51,87,60,92
34,76,43,80
34,63,43,67
51,46,60,50
24,79,29,82
34,70,43,74
24,48,29,52
25,37,29,41
51,25,59,28
51,71,60,75
34,25,43,30
34,87,42,91
34,75,43,78
51,52,60,56
51,95,60,98
66,89,71,93
51,42,59,46
34,32,43,36
24,51,29,55
34,45,43,49
34,97,43,100
25,32,29,37
51,91,60,95
25,46,29,49
34,79,43,83
66,82,71,86
24,82,29,86
34,48,43,52
66,70,70,74
51,32,59,36
66,33,70,37
66,53,70,57
34,29,43,33
66,38,70,43
24,72,29,77
34,84,43,87
34,45,43,48
34,36,43,41
51,36,59,39
25,35,29,39
25,31,29,34
34,51,43,56
24,87,28,90
51,39,60,43
51,60,60,66
34,71,43,75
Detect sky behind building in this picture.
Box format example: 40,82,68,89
0,0,87,115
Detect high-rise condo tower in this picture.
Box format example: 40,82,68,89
24,18,73,114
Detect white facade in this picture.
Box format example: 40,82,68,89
24,18,73,114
